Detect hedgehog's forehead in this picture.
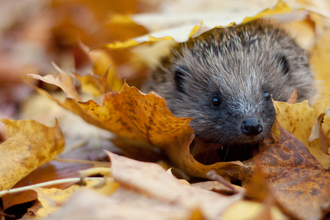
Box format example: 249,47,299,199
173,44,275,80
171,44,281,99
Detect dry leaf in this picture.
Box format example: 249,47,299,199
107,151,244,219
41,188,196,220
309,110,330,155
33,178,119,218
29,71,245,178
106,1,292,48
227,123,330,220
0,119,65,190
274,94,330,148
310,29,330,98
286,88,297,104
2,160,92,210
222,199,287,220
79,41,123,93
191,181,242,194
36,152,245,220
28,65,81,101
74,72,111,97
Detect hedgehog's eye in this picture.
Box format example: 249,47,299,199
277,54,290,74
212,97,221,107
174,69,186,93
263,92,271,101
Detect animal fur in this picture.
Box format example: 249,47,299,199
142,20,314,159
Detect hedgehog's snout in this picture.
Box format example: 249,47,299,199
241,117,263,136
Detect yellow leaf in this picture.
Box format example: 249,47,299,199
0,119,65,190
74,72,111,97
274,95,330,168
104,1,292,49
242,1,291,24
310,30,330,98
89,49,123,92
34,178,119,218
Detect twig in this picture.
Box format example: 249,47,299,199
206,170,240,193
0,177,107,197
54,158,110,167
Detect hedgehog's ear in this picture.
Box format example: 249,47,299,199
276,53,290,74
174,69,186,93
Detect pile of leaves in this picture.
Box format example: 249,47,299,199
1,0,330,219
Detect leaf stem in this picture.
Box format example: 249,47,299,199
0,177,107,197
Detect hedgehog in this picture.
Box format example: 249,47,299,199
141,20,315,161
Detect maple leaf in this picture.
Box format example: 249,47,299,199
226,123,330,220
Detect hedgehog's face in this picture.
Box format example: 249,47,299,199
170,54,280,148
162,23,313,161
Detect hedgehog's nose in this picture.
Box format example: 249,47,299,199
241,118,263,136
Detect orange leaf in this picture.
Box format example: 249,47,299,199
30,71,245,178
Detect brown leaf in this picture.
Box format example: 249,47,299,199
107,151,244,219
34,152,246,220
286,88,297,104
40,188,197,220
245,164,269,202
28,64,81,101
191,181,242,195
2,160,92,210
0,119,65,190
227,123,330,220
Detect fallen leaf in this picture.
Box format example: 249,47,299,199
274,94,330,151
33,178,119,218
78,41,123,93
107,1,291,48
2,160,92,210
89,49,123,92
74,72,111,97
29,71,244,178
41,188,198,220
286,88,297,104
0,119,65,190
107,151,244,219
28,64,81,101
309,111,330,155
222,198,287,220
227,123,330,220
310,29,330,98
191,181,242,195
